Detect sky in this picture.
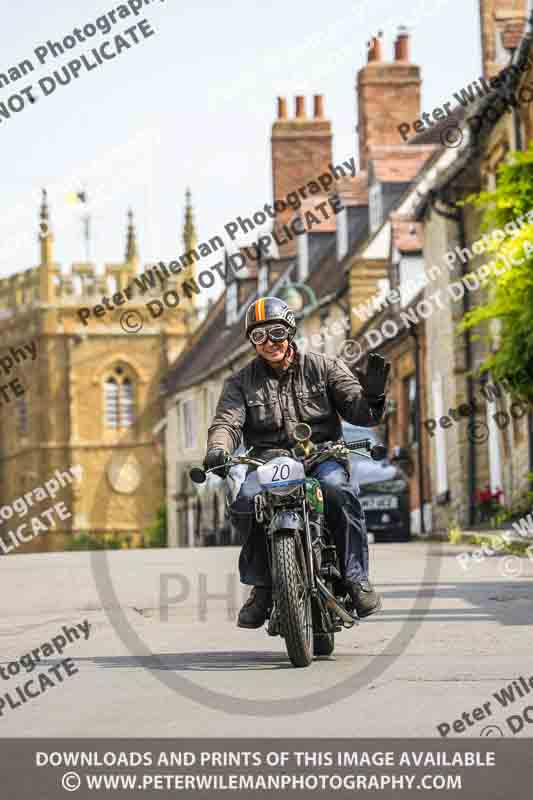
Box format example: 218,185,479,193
0,0,482,302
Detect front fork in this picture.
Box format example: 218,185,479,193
260,503,315,591
255,495,358,633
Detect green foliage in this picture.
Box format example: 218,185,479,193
144,504,167,548
460,142,533,399
65,507,168,552
449,531,532,557
448,526,464,545
65,532,123,551
464,144,533,230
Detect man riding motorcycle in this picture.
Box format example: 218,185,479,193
204,296,390,629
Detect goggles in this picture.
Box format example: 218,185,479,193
249,324,290,345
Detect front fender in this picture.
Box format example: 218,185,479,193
268,509,304,535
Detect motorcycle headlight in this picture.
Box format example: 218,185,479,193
267,483,303,497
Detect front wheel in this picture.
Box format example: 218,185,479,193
272,532,313,667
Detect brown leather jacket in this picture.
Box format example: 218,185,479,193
207,347,383,457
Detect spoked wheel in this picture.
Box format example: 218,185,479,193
273,532,313,667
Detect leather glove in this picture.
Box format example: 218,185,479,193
355,353,391,405
203,448,229,478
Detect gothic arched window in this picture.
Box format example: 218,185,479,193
104,366,136,429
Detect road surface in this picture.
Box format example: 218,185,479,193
1,541,532,737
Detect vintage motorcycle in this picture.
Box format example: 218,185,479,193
190,423,386,668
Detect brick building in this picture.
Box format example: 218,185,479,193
377,4,533,530
163,1,533,545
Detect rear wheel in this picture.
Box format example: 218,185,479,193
272,533,313,667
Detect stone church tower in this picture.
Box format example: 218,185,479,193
180,187,203,324
0,190,196,552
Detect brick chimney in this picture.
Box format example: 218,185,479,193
479,0,529,79
271,95,333,256
356,28,421,171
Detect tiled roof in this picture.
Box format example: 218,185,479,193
408,104,467,146
369,145,438,183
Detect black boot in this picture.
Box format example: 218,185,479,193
345,580,382,618
237,587,272,629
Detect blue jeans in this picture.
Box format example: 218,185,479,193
231,459,369,587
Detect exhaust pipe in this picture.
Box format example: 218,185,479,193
316,578,359,626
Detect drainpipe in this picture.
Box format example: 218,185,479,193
429,194,477,525
409,325,426,534
456,208,477,526
513,104,523,151
512,14,530,484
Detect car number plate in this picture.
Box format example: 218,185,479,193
360,495,398,510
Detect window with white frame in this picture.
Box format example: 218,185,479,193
186,503,195,547
404,375,418,446
208,386,219,423
336,204,349,261
257,264,268,295
226,282,237,326
399,255,426,307
105,379,119,428
369,183,383,233
182,398,197,449
297,230,309,282
104,366,136,429
432,374,449,496
121,379,134,426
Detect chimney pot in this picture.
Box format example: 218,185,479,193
295,95,306,118
394,26,410,61
357,28,420,171
277,96,287,120
313,94,324,118
367,35,382,63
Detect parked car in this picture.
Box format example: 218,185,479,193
342,422,411,542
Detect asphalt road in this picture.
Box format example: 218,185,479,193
1,542,532,737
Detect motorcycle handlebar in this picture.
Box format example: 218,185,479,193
189,455,264,484
190,438,385,484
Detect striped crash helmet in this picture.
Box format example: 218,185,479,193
245,297,297,341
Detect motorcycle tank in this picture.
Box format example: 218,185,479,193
305,478,324,513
